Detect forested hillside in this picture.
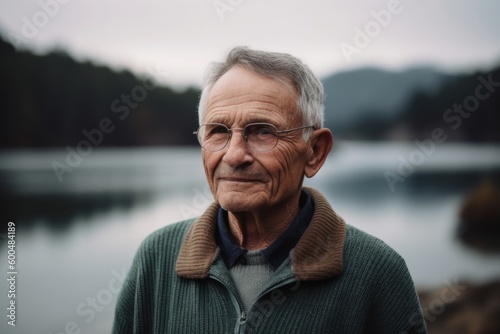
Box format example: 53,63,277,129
0,36,200,148
1,34,498,147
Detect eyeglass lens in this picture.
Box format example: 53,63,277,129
198,123,279,151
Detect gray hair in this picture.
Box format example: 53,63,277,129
198,47,324,139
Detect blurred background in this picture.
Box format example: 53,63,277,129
1,0,500,333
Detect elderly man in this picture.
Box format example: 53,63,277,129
112,47,426,333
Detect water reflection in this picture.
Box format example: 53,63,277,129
1,192,149,229
0,144,499,334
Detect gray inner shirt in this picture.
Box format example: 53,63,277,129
229,250,275,312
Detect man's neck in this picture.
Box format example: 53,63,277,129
227,197,300,250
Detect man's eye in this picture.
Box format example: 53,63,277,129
255,125,275,136
207,125,228,135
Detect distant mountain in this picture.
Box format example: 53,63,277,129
321,67,455,136
400,65,500,142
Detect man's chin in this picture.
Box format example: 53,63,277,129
217,194,264,213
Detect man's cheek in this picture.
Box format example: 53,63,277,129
278,145,301,167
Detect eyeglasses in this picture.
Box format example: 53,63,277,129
193,123,315,152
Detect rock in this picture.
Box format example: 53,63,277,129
457,177,500,252
418,279,500,334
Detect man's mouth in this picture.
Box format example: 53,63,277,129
219,177,259,182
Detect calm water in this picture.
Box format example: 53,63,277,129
1,142,500,334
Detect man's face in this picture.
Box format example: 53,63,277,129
202,66,311,213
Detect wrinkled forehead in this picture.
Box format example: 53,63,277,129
206,66,300,123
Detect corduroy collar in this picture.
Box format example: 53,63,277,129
176,187,346,281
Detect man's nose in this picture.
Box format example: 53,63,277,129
222,129,253,167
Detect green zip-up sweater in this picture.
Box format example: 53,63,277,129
112,188,426,333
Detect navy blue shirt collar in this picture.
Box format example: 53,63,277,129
216,189,315,269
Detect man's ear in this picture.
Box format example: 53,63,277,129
304,128,333,178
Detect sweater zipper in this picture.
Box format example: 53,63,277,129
255,277,297,302
239,310,247,327
209,274,247,334
209,273,297,333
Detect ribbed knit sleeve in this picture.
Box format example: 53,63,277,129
112,255,137,334
370,250,426,333
111,219,195,334
344,226,427,333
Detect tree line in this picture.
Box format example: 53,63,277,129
1,34,498,148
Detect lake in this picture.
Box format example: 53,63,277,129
1,142,500,334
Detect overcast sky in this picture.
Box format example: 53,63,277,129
1,0,500,88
